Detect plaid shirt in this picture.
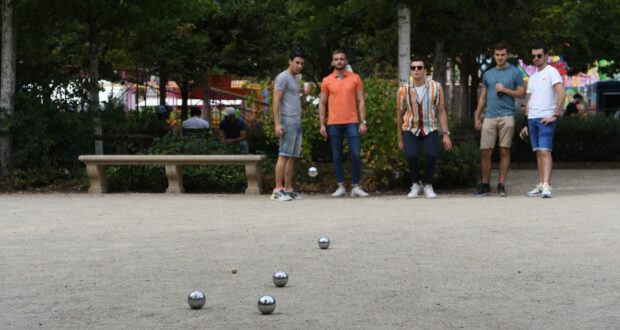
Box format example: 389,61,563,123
397,79,444,136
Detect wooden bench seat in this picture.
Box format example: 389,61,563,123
78,155,265,194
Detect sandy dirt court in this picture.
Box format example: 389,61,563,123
1,169,619,329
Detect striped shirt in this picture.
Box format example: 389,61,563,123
397,79,444,136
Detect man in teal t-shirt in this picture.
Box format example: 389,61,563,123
473,43,525,196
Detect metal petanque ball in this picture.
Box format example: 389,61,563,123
318,236,330,249
308,166,318,177
273,271,289,287
257,295,276,314
187,290,206,309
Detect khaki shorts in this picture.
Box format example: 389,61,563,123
480,116,515,149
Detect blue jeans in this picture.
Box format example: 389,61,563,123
402,130,439,184
328,124,362,185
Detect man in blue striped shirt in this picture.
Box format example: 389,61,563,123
473,43,525,197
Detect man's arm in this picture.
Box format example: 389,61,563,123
319,92,328,138
474,87,487,130
519,94,531,140
356,88,367,135
496,85,526,99
437,86,452,151
272,89,284,136
396,87,404,150
541,83,565,125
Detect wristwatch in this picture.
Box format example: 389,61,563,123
443,130,451,136
361,120,367,125
553,114,560,119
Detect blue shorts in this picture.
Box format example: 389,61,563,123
528,118,557,151
279,122,302,158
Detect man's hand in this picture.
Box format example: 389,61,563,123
495,82,505,93
275,123,284,137
359,123,367,135
474,117,482,131
398,138,404,151
540,116,558,125
519,126,529,140
442,134,453,152
320,124,327,138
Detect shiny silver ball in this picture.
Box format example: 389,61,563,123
273,271,289,287
318,236,330,249
308,166,318,177
257,295,276,314
187,290,206,309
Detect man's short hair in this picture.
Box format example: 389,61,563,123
494,42,508,52
332,49,347,58
289,49,306,60
573,93,583,100
190,106,201,117
531,42,549,54
410,56,427,68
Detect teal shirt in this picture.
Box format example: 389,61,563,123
482,64,524,118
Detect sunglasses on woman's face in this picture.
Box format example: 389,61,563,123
410,65,424,71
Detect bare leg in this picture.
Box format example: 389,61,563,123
275,155,289,189
284,157,296,190
498,147,511,184
536,151,544,184
540,150,553,184
480,149,492,184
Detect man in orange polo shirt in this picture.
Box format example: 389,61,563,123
319,50,369,197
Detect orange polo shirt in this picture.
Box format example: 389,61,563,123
320,70,363,125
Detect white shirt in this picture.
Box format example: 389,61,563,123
526,65,563,118
182,116,210,129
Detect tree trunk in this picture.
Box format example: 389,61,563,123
432,40,447,87
87,9,103,154
159,65,167,106
397,1,410,87
459,56,470,122
202,70,210,123
1,0,17,175
180,79,189,121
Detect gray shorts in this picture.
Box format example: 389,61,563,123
279,122,302,158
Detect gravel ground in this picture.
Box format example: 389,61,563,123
1,169,619,330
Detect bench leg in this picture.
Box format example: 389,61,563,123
86,164,108,193
165,165,184,193
244,163,261,195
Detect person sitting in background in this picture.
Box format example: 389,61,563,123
564,93,584,117
219,107,249,154
182,106,210,129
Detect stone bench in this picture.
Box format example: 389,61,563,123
78,155,265,194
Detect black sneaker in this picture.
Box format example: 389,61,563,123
473,183,491,196
497,183,507,197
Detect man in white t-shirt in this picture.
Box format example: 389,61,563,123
519,43,565,198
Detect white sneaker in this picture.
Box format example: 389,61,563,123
526,184,542,197
350,185,369,197
423,184,437,199
541,183,552,198
407,182,422,198
286,190,303,200
270,190,292,201
331,185,347,197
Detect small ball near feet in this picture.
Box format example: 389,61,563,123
308,166,318,177
318,236,330,249
187,290,206,309
231,268,238,274
257,295,276,314
273,271,288,287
